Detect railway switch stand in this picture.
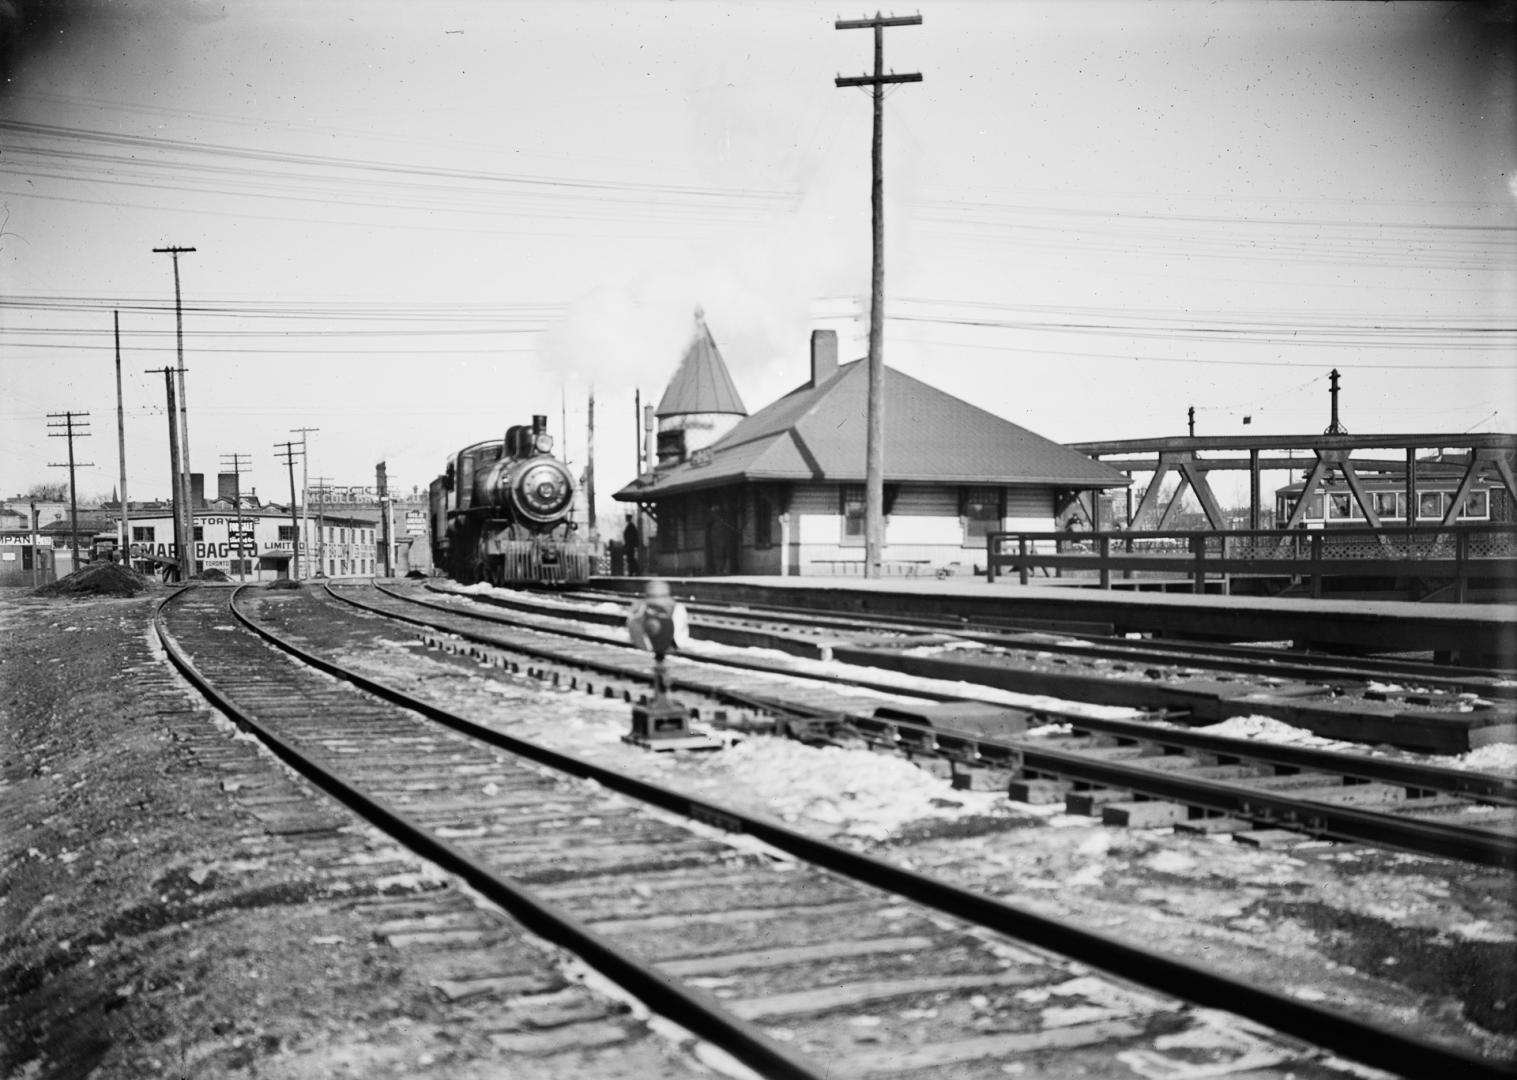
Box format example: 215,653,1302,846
624,580,722,752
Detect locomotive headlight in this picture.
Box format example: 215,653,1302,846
534,434,554,453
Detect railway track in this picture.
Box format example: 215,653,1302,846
556,585,1517,700
152,582,1511,1078
452,583,1517,753
329,581,1517,870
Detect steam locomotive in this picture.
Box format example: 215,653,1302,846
428,415,596,585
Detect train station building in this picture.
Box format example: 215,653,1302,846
615,320,1127,578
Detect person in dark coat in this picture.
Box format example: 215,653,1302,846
622,515,641,576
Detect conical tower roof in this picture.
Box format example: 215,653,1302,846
655,309,748,419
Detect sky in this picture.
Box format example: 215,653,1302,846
2,0,1514,525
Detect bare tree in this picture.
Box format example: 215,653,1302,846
22,481,70,501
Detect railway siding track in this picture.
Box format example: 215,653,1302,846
557,584,1517,699
155,582,1511,1079
474,583,1517,749
330,582,1517,870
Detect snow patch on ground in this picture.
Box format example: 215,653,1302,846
1198,714,1517,774
1193,714,1342,748
1454,741,1517,774
677,738,1010,837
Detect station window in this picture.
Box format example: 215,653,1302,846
1372,491,1402,520
839,485,866,545
1460,490,1489,520
961,486,1004,543
278,525,296,542
193,526,204,541
132,526,155,542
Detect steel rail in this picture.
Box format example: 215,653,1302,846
856,715,1516,870
1027,712,1517,804
829,642,1508,754
559,585,1517,688
211,584,1511,1080
355,582,1517,806
340,579,1517,863
154,586,830,1080
349,581,947,722
423,584,1517,756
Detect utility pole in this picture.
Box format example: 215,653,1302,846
376,461,393,577
113,311,132,566
220,452,251,582
47,411,93,570
29,501,40,587
586,388,597,542
275,441,303,580
291,427,318,578
633,389,643,475
311,477,334,576
153,245,196,575
148,368,189,581
835,12,922,579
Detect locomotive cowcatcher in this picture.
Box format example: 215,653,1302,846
428,415,597,586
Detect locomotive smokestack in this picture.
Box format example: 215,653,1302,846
532,414,548,435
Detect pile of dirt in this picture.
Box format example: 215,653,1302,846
34,561,153,598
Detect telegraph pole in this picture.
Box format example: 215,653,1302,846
291,427,318,578
153,245,196,575
586,389,597,542
47,411,93,569
633,389,643,474
275,441,303,580
311,477,334,576
114,311,131,565
220,452,251,582
376,462,393,577
835,12,922,579
29,501,40,587
148,368,190,580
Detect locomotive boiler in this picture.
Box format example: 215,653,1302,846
428,415,596,585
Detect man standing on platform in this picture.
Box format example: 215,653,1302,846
622,515,641,576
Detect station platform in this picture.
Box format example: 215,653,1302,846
590,576,1517,669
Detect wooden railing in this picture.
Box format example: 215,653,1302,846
985,524,1517,601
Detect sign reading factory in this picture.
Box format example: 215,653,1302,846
129,516,259,562
124,511,380,580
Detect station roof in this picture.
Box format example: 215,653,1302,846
617,358,1128,501
654,312,748,419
